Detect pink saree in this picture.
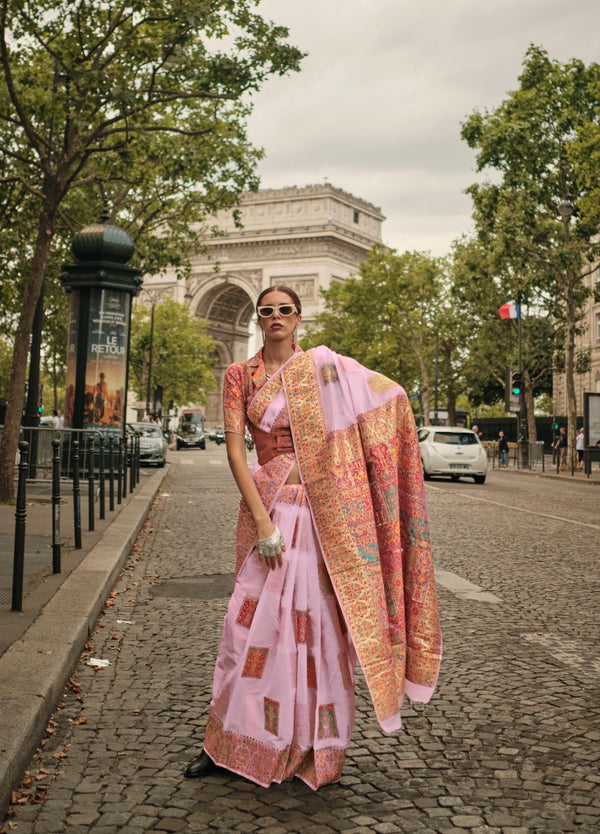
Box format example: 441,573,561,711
204,346,441,789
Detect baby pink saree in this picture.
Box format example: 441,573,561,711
204,346,441,789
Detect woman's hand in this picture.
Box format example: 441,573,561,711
257,524,286,571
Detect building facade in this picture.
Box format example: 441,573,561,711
552,264,600,418
136,184,384,424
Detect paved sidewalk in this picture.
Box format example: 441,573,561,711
0,466,167,819
1,450,599,833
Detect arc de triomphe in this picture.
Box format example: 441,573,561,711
139,184,384,424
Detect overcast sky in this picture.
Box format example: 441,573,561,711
247,0,600,257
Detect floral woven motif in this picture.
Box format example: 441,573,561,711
264,697,279,736
241,646,269,679
317,703,340,739
320,362,339,385
236,595,259,629
307,655,317,689
296,610,308,644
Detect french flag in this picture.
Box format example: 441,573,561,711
498,301,521,320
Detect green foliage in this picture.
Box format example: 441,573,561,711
301,245,469,421
129,299,216,406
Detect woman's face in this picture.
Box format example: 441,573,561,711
257,290,301,343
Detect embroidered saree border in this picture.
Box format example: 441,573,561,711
204,708,346,789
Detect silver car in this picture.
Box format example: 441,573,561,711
418,426,487,484
131,422,168,467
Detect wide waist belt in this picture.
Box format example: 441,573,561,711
252,425,295,466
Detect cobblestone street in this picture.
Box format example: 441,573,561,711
3,444,599,833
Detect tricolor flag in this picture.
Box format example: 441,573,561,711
498,301,521,320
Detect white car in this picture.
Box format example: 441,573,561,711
418,426,487,484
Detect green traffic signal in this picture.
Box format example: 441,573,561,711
511,372,522,396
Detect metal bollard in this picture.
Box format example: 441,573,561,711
123,435,129,496
72,440,82,549
87,434,95,532
117,436,123,504
129,435,134,493
52,438,61,574
108,436,115,512
12,441,29,612
99,434,105,520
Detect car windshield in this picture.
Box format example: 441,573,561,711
133,425,162,437
433,432,478,445
181,413,203,425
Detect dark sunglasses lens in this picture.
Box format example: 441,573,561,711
279,305,295,316
258,306,274,317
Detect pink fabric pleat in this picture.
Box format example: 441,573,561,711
204,484,356,790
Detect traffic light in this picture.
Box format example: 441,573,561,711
505,369,522,413
511,372,522,397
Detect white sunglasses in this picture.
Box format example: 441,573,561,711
257,304,298,318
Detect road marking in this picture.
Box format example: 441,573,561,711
209,460,225,466
426,485,600,531
435,569,502,604
522,633,600,677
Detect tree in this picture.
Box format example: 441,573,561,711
461,45,600,470
0,0,303,501
129,299,216,409
450,236,555,439
301,245,457,424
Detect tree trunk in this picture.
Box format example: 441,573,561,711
0,209,55,502
524,370,537,441
413,343,430,425
565,284,578,475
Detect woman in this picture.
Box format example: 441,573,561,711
184,286,442,789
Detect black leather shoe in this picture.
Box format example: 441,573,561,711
183,751,222,778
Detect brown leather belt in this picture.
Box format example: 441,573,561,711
251,425,295,465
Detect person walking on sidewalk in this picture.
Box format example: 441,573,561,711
184,286,442,790
555,426,568,470
576,427,585,470
498,431,509,468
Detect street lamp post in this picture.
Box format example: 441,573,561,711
557,198,577,476
138,286,172,416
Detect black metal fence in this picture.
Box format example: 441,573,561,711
8,426,141,612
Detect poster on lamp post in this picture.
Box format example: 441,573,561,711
83,288,130,434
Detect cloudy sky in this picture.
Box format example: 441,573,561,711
247,0,600,257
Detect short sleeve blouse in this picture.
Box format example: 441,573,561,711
223,363,247,435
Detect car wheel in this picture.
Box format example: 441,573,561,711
473,474,486,484
176,439,182,450
200,441,206,450
421,460,431,481
451,475,460,481
159,459,165,468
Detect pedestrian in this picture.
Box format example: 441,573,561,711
471,424,482,439
183,286,442,790
576,427,584,470
49,409,60,429
554,426,567,470
498,430,509,468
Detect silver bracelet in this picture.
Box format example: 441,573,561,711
257,526,284,557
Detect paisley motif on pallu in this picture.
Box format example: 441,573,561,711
317,703,340,739
284,347,441,732
264,697,279,735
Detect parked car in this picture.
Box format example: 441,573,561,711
130,421,168,467
176,410,206,450
418,426,487,484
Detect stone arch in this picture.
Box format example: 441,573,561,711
188,274,258,424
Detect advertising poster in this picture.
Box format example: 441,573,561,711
63,292,79,428
83,288,130,434
585,392,600,448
